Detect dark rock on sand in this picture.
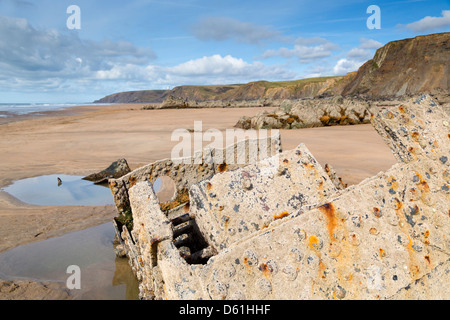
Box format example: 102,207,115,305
83,158,131,184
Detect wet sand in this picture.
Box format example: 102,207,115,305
0,103,396,254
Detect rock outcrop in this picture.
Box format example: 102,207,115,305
83,158,131,184
235,97,371,129
109,95,449,300
343,32,449,98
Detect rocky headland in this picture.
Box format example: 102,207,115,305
94,33,449,111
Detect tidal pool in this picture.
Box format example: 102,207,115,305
2,174,115,206
0,222,140,300
2,174,164,206
0,174,168,299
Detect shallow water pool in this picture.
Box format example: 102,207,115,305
0,222,140,300
2,174,114,206
0,174,168,299
2,174,163,206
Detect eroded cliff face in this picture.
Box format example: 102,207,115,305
94,75,355,104
343,32,449,98
95,33,449,104
163,76,356,102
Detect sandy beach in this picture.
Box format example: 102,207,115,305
0,104,397,254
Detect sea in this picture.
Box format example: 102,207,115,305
0,103,103,118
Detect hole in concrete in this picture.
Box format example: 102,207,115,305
154,176,176,203
171,216,211,265
161,191,213,265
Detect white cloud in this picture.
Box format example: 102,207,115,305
0,15,298,98
0,15,156,80
261,37,339,63
95,54,298,85
359,38,383,49
331,38,383,76
169,55,249,76
333,58,364,75
404,10,450,32
191,17,287,44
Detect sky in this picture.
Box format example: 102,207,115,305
0,0,449,103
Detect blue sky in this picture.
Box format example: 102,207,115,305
0,0,448,103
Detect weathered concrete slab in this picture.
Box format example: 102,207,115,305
196,159,449,299
109,132,281,216
111,95,449,300
189,143,339,250
371,95,449,164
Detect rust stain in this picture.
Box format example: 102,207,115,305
433,140,439,148
184,202,190,213
412,131,419,142
303,162,314,169
259,263,271,279
283,158,289,164
394,198,403,210
318,181,324,190
379,248,386,258
415,172,430,193
223,217,229,230
243,257,254,273
420,180,430,193
319,261,327,279
308,235,320,250
218,163,228,173
388,176,399,190
408,188,419,201
129,176,137,188
273,211,289,221
424,255,431,267
318,202,338,240
406,235,420,279
207,182,212,190
373,207,382,218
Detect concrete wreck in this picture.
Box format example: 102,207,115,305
109,95,449,300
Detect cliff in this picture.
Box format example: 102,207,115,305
94,90,168,103
94,33,449,104
94,75,355,104
342,32,449,98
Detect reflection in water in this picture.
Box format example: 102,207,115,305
0,174,170,299
0,223,139,300
2,174,115,206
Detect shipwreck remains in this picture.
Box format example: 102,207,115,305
109,95,449,300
